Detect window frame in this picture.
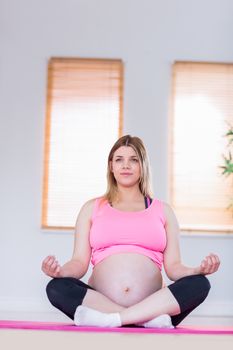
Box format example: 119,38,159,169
168,61,233,234
41,57,124,230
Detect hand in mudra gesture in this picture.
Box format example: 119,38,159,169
195,253,220,275
41,255,62,278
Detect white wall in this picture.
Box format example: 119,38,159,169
0,0,233,319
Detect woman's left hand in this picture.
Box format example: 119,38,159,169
196,253,220,275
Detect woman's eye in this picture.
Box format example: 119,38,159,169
114,158,138,162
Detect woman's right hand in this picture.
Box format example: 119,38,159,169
41,255,62,278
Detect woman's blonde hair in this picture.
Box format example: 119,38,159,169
103,135,153,203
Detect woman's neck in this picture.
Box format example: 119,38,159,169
114,186,144,203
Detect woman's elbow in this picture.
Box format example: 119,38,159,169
165,272,177,282
163,262,182,281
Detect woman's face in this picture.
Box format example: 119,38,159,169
110,146,141,188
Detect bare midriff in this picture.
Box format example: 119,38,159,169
88,252,163,307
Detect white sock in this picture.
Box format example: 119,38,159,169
137,314,174,328
74,305,122,328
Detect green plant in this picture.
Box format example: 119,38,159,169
219,122,233,212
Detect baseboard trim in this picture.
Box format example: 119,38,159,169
191,300,233,317
0,297,54,313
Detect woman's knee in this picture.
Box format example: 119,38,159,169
183,274,211,306
192,274,211,298
168,274,211,313
46,277,75,305
46,277,86,304
46,278,63,304
46,277,89,319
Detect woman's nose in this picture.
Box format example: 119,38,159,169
122,161,130,168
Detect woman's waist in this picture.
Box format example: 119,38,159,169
90,251,162,286
91,245,163,270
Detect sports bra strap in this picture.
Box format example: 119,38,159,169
145,196,153,208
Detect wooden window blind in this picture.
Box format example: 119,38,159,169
42,58,123,229
169,62,233,233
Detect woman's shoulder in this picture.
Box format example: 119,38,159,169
160,200,172,210
159,200,179,227
80,196,106,214
158,200,176,218
81,197,99,209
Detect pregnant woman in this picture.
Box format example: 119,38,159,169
41,135,220,328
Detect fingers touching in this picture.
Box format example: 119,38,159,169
41,255,61,277
200,253,220,275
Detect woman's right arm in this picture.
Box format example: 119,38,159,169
41,199,95,279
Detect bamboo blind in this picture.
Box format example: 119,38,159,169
42,58,124,229
169,62,233,233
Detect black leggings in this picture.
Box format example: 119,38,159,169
46,274,210,327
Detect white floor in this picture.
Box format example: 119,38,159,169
1,311,233,326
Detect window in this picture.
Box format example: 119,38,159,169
42,58,124,229
169,62,233,233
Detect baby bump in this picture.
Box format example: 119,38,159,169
88,253,163,307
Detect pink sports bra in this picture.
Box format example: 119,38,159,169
89,197,167,270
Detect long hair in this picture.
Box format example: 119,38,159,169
103,135,153,203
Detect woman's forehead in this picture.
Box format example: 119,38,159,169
113,146,137,157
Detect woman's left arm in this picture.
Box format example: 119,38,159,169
162,202,220,281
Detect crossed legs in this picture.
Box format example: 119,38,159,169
46,274,210,327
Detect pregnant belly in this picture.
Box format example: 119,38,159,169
88,253,163,307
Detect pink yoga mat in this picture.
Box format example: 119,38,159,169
0,320,232,335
